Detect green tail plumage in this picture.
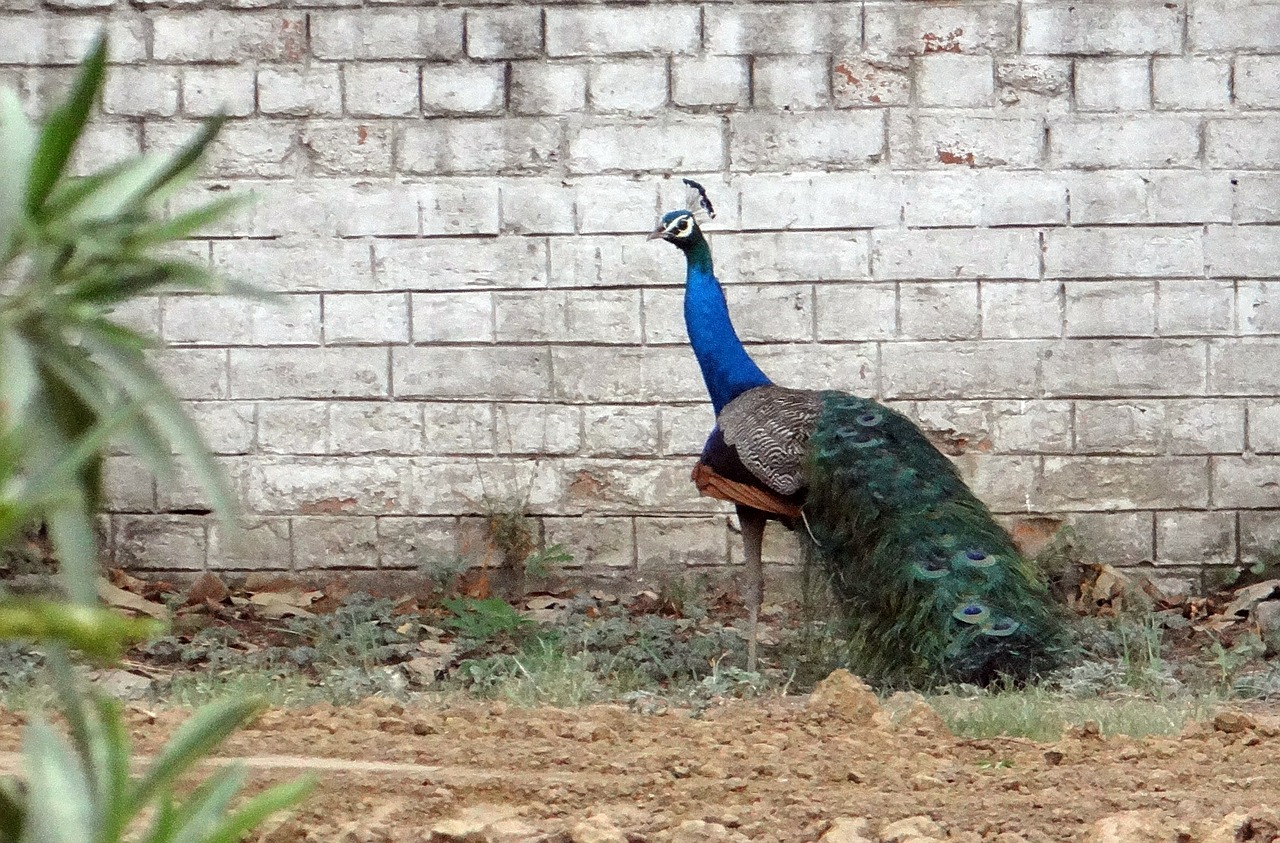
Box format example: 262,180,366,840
804,392,1066,687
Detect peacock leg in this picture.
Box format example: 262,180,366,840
737,506,767,672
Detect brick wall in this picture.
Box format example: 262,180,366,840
3,1,1280,585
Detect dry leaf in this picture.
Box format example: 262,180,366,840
98,579,169,621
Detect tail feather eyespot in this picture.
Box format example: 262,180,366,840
956,549,998,568
953,603,990,624
983,618,1021,637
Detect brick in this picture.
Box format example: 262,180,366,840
412,292,492,343
582,406,660,456
103,456,155,512
422,64,505,115
981,282,1062,339
546,7,699,57
247,456,408,515
467,7,542,60
1043,340,1206,397
312,10,463,60
1043,227,1202,279
672,56,750,108
1159,281,1235,336
718,231,871,283
116,515,206,570
418,181,501,236
511,63,586,115
1206,226,1280,278
752,344,877,396
408,457,557,516
991,400,1073,453
902,172,1067,227
660,404,713,456
589,60,667,114
70,122,141,176
576,177,660,234
378,516,458,569
641,288,685,345
1238,56,1280,107
731,112,884,171
1051,116,1200,169
157,454,245,513
722,285,813,343
740,173,903,230
900,282,979,340
1076,399,1243,454
863,3,1017,55
337,64,417,117
551,347,703,403
208,518,291,571
495,403,581,454
1240,281,1280,335
1206,118,1280,169
893,113,1042,169
1235,174,1280,223
375,238,546,291
707,4,860,55
502,180,576,234
1074,59,1151,111
110,298,161,336
1249,400,1280,452
102,67,179,117
213,238,373,293
150,348,228,400
325,293,409,344
293,516,378,569
917,54,994,108
182,67,255,118
1153,57,1231,110
1067,172,1233,225
1065,282,1156,338
398,119,561,175
1036,457,1208,511
754,56,830,110
882,340,1046,399
570,118,723,174
1240,511,1280,568
329,403,421,455
494,290,642,344
636,517,727,568
1211,339,1280,395
154,12,306,62
258,67,342,117
422,403,493,454
1189,0,1280,51
1215,456,1280,508
164,294,321,346
230,348,388,399
393,347,551,399
259,401,327,454
873,229,1039,280
544,517,634,568
1157,511,1236,566
832,56,911,107
187,402,256,455
301,122,393,176
38,16,148,64
1067,512,1154,565
1022,2,1183,55
995,57,1071,100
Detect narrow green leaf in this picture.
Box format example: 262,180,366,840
129,194,245,246
44,500,99,605
169,766,246,843
138,794,178,843
129,697,261,816
0,329,39,426
203,773,317,843
26,33,106,215
0,777,27,842
95,697,136,843
0,600,160,659
18,720,97,843
0,88,35,261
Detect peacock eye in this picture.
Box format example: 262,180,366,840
983,618,1021,637
855,410,883,427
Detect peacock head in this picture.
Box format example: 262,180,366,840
648,178,716,251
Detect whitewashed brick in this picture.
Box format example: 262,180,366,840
1206,226,1280,278
330,403,421,455
672,56,749,108
873,229,1040,280
1159,281,1235,336
154,12,307,62
423,403,494,455
1236,57,1280,109
258,67,342,117
501,180,576,234
466,7,542,60
717,232,871,283
1240,281,1280,335
1037,457,1208,511
293,516,378,569
725,285,812,343
1043,227,1202,279
511,63,586,115
1065,282,1157,338
882,341,1047,399
992,400,1074,453
740,173,903,230
148,122,301,179
375,238,546,291
731,112,884,171
41,16,147,64
575,177,659,235
187,402,256,455
588,60,667,114
256,401,326,453
312,10,463,60
208,517,291,571
1206,118,1280,169
418,181,501,236
815,284,896,341
544,517,634,568
421,64,505,115
116,515,206,571
551,347,703,403
900,282,980,340
1190,0,1280,51
917,55,994,108
570,118,724,174
1068,512,1154,565
1153,57,1230,110
1067,172,1233,225
1249,400,1280,453
864,3,1016,55
398,119,561,175
103,456,155,512
753,56,830,110
325,293,410,344
1235,174,1280,223
981,282,1062,340
495,403,581,454
1022,2,1183,55
150,348,228,400
377,516,457,569
995,57,1072,100
182,67,255,117
494,290,642,344
301,122,394,176
660,405,713,456
103,67,179,117
247,456,408,515
1215,456,1280,508
164,294,321,346
1051,116,1200,168
707,4,861,55
1211,339,1280,395
1157,512,1236,567
636,517,727,568
1075,59,1151,111
213,238,374,293
893,113,1043,168
344,64,420,117
902,172,1067,227
833,55,911,107
641,288,685,346
393,347,552,400
70,122,140,176
230,348,389,399
412,292,493,342
1075,399,1244,455
583,406,660,456
1042,340,1206,397
546,7,699,57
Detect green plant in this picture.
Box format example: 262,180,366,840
442,596,531,644
524,543,573,579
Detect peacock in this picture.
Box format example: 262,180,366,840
649,180,1066,687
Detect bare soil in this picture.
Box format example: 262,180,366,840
2,678,1277,843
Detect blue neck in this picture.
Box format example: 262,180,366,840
681,237,772,414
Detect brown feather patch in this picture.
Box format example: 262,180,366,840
691,463,802,520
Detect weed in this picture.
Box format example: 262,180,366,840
442,597,531,644
525,543,573,580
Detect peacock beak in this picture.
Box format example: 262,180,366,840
646,228,665,241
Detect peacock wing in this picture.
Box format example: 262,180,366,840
717,386,824,497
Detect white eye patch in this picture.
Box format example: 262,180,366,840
664,215,693,237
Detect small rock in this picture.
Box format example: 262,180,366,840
879,816,944,843
92,669,153,701
668,820,749,843
430,804,523,843
1082,810,1181,843
570,814,627,843
821,816,873,843
1194,806,1280,843
1213,710,1255,734
1043,750,1065,766
807,670,881,724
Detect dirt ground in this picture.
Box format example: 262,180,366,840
2,672,1278,843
